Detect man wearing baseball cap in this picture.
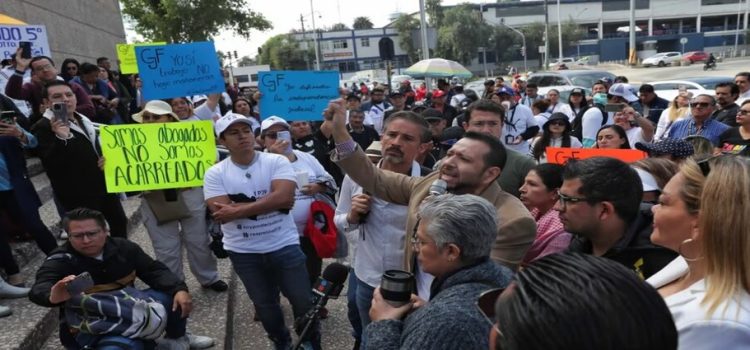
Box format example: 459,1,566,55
430,89,458,126
609,83,644,114
203,114,321,349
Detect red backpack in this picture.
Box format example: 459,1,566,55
304,200,338,258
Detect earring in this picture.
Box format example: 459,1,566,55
678,238,703,262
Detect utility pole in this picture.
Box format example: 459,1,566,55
628,0,637,65
480,2,488,78
310,0,321,70
419,0,431,87
734,0,743,57
544,0,549,68
300,14,311,70
501,21,527,73
557,0,563,62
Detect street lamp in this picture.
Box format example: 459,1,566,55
500,21,528,73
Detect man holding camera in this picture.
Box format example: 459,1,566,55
29,208,205,349
31,81,128,238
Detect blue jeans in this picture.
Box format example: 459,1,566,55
355,277,376,346
346,268,362,343
68,289,186,350
228,244,320,350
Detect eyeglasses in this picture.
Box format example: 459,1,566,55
410,218,437,250
737,109,750,116
69,230,102,241
696,155,722,177
557,191,590,210
690,102,712,109
34,63,54,72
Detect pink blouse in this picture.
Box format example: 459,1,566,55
521,208,572,266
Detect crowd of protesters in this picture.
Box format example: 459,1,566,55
0,41,749,350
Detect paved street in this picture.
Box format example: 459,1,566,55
605,56,750,83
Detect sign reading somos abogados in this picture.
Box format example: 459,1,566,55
100,121,216,192
135,41,225,100
258,70,340,121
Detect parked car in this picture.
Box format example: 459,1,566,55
642,52,682,67
647,76,734,101
548,57,577,68
683,51,709,63
527,70,617,89
538,86,593,101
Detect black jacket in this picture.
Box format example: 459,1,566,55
29,237,188,308
567,205,677,280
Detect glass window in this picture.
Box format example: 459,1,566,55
334,40,348,49
361,38,370,47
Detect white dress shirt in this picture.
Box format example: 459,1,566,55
647,257,750,350
334,161,421,287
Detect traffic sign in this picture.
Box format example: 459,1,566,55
680,37,688,44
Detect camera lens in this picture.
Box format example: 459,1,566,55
380,270,415,307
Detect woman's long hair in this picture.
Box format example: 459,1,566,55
595,125,631,149
698,156,750,317
532,118,572,161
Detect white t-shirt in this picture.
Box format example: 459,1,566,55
550,102,575,122
287,150,332,236
365,102,388,135
530,136,583,164
203,152,300,253
533,112,551,132
625,126,647,147
501,103,537,154
450,93,466,107
581,107,613,148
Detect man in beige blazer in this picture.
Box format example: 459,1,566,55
324,99,535,284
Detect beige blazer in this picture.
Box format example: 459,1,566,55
335,146,536,271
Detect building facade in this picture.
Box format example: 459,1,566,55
0,0,126,68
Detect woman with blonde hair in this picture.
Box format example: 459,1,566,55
655,92,692,141
647,155,750,348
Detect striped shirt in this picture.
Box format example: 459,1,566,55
666,117,730,146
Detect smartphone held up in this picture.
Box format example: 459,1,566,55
52,102,68,125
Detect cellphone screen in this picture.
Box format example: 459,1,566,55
19,41,31,59
604,103,625,113
0,111,14,124
277,130,293,154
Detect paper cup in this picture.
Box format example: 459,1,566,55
295,170,309,188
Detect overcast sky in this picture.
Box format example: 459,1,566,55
125,0,487,61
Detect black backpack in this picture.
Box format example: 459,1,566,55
571,104,607,141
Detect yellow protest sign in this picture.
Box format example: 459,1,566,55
100,121,216,192
116,42,165,74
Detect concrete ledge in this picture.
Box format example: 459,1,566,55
1,197,143,350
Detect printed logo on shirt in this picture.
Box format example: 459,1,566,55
721,143,748,154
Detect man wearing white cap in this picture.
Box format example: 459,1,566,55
609,83,644,114
203,114,320,349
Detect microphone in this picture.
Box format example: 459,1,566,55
293,263,349,349
428,179,447,196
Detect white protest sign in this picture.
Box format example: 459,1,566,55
0,25,51,60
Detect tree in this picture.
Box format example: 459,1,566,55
121,0,271,43
257,34,309,70
426,0,445,28
394,14,420,63
521,19,584,67
436,4,492,65
330,23,350,31
237,55,256,66
353,17,374,30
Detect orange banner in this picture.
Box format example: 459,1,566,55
546,147,647,165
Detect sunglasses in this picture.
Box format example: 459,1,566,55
690,102,712,108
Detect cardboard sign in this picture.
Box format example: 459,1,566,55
100,121,216,192
0,25,50,60
546,147,647,165
116,42,166,74
135,41,224,100
258,70,339,121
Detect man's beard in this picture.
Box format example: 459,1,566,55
383,154,404,165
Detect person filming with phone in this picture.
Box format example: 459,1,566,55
31,81,128,238
29,208,198,349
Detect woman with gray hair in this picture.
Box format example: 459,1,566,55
364,194,514,350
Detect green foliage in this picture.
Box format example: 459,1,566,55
426,0,445,28
121,0,271,43
353,17,374,30
237,55,256,66
257,34,309,70
330,23,350,31
394,14,420,63
435,4,491,65
520,19,584,65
